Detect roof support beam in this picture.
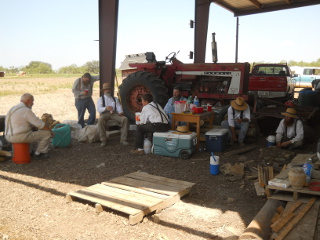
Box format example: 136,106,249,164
99,0,119,94
194,0,211,63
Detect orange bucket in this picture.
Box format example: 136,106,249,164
12,143,31,164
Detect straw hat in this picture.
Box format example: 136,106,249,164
0,150,12,162
102,83,114,91
230,97,248,111
281,108,299,119
172,126,192,135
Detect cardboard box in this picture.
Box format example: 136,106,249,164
205,128,228,152
153,131,197,159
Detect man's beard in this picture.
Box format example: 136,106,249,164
284,117,294,127
104,93,111,97
172,96,180,103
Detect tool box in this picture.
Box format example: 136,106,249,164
152,131,197,159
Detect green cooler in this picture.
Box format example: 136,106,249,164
152,131,197,159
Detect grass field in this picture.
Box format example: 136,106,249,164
0,76,125,123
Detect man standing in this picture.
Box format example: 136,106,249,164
5,93,52,157
221,97,250,146
97,83,129,147
164,86,187,124
276,108,304,150
72,73,100,127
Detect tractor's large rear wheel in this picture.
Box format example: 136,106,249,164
119,71,169,122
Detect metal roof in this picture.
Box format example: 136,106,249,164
212,0,320,16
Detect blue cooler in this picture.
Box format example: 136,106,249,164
152,131,197,159
205,128,228,152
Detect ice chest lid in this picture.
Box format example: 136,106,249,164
205,128,228,136
153,131,196,139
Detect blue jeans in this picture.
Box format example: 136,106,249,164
75,97,96,127
221,120,249,143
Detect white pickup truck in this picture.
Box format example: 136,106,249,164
291,66,320,88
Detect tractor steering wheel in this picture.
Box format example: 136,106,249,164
165,51,178,63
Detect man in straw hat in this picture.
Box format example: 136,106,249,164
131,93,170,154
221,97,250,146
72,73,100,128
96,83,129,147
276,108,304,150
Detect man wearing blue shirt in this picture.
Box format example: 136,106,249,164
164,86,187,124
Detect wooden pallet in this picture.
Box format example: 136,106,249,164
266,185,320,203
66,172,195,225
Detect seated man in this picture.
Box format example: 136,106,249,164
164,86,187,125
221,97,250,146
276,108,304,150
5,93,52,157
97,83,129,147
131,93,170,155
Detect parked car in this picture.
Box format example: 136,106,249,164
291,66,320,88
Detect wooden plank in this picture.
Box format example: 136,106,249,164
108,176,181,196
89,184,162,207
271,213,281,224
101,181,169,200
271,201,302,230
89,184,177,214
275,198,316,240
67,190,142,215
224,144,257,156
291,154,315,166
277,206,285,215
267,185,320,196
271,212,295,233
254,181,265,196
284,200,320,240
126,172,195,188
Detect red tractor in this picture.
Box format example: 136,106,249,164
119,51,251,123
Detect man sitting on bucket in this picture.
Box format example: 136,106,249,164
96,83,129,147
276,108,304,150
221,97,250,146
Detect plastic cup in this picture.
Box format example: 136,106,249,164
207,105,212,111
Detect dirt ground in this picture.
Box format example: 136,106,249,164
0,83,319,240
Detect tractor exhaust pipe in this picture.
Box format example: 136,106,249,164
211,32,218,63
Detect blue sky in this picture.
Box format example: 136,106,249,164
0,0,319,70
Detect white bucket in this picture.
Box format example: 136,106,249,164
266,135,276,148
135,112,141,125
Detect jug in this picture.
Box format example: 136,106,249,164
143,138,152,154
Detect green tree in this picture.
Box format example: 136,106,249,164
22,61,53,74
82,60,99,74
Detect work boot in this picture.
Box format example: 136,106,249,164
100,141,107,147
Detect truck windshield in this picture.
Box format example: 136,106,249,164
254,66,288,75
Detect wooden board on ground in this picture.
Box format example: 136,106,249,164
66,171,195,225
283,199,320,240
291,154,315,166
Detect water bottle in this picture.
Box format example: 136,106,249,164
143,138,152,154
303,158,313,184
193,96,199,107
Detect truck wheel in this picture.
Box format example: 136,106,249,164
180,150,190,160
217,105,230,125
119,71,169,122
